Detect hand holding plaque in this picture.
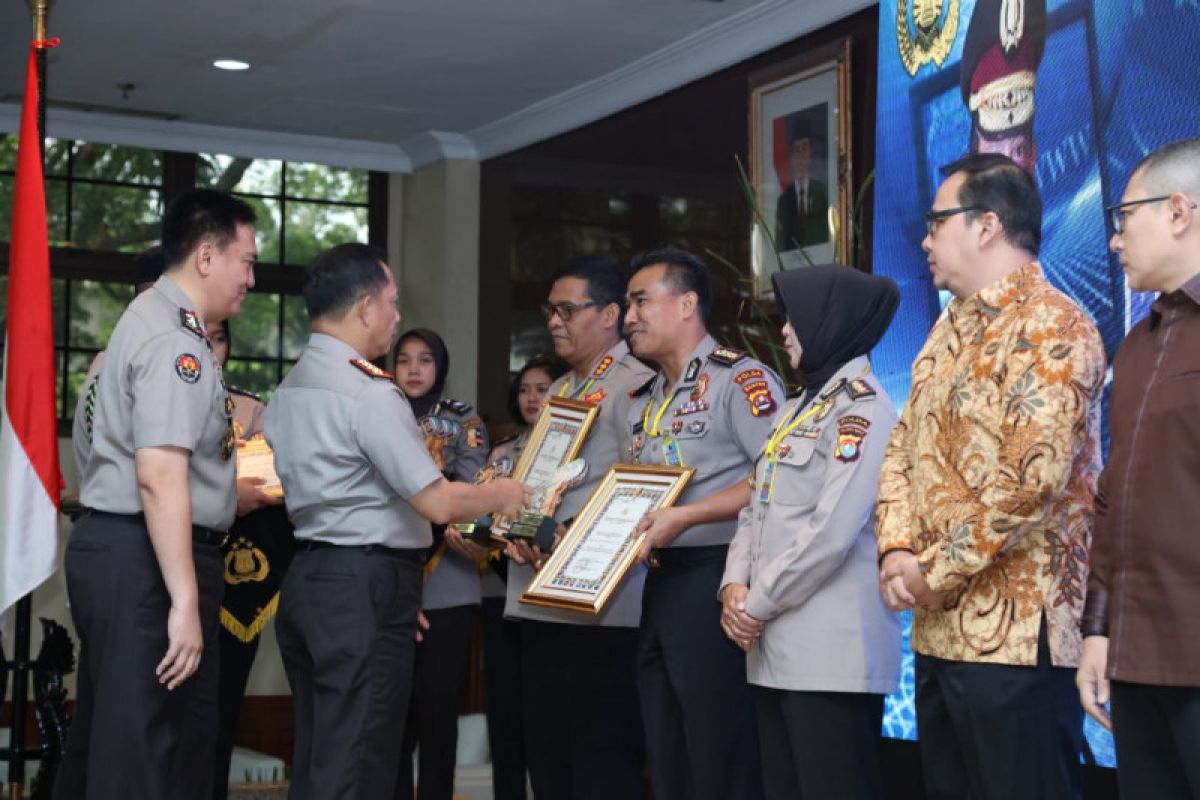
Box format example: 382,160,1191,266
236,435,283,498
453,455,517,547
508,459,588,552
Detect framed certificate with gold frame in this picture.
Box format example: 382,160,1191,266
520,463,694,614
492,395,600,537
236,435,283,498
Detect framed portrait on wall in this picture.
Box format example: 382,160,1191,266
749,38,853,296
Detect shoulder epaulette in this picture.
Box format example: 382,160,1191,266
818,378,847,401
443,398,472,415
629,375,657,399
229,385,262,403
349,358,393,380
707,346,748,367
179,308,207,340
591,355,615,379
845,378,876,401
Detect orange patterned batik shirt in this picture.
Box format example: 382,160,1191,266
876,262,1105,667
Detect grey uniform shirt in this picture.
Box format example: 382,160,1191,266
505,340,654,628
480,431,526,600
264,333,442,549
626,334,784,548
79,275,236,531
723,356,901,693
71,349,107,475
420,398,489,610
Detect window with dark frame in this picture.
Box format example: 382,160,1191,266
0,136,379,423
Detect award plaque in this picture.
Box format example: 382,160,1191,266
491,396,600,540
507,459,588,551
520,463,694,614
236,436,284,498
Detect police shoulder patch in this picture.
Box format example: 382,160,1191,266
834,414,871,463
175,353,202,384
707,346,748,367
349,358,393,380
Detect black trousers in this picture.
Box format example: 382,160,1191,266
638,546,763,800
1111,681,1200,799
395,604,475,800
521,619,645,800
914,621,1083,800
753,687,884,800
278,545,422,800
211,626,261,798
480,596,528,800
56,512,224,800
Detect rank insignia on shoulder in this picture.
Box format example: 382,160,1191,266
349,358,393,380
684,357,702,384
846,379,876,401
229,385,261,403
180,308,207,340
834,415,870,463
175,353,202,384
591,355,614,379
444,399,472,415
708,346,748,367
584,389,608,405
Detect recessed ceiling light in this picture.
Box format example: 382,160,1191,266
213,59,250,71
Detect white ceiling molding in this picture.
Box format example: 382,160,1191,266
0,103,414,173
401,131,479,170
468,0,877,159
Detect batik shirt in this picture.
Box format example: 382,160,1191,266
876,262,1105,667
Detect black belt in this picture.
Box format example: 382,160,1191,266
82,509,227,547
651,543,729,569
296,539,425,565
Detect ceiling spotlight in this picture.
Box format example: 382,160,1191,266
212,59,251,71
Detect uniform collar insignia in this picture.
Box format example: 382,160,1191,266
349,358,394,380
683,357,702,384
179,308,207,340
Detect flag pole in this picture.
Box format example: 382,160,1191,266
6,3,56,798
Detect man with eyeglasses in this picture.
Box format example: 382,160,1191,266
623,247,783,800
503,255,653,799
1077,138,1200,800
875,153,1105,800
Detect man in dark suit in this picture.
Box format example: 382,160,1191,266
774,130,830,251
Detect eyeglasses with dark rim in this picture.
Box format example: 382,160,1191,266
1105,195,1198,234
539,300,604,322
923,205,988,236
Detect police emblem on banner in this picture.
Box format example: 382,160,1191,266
896,0,960,76
220,507,296,644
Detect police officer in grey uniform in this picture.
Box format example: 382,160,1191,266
623,248,783,800
392,326,491,800
503,256,654,799
58,190,258,800
722,264,902,800
264,243,528,800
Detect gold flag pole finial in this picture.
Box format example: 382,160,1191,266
27,0,54,42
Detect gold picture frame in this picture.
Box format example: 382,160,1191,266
749,37,853,297
491,395,600,537
520,463,694,614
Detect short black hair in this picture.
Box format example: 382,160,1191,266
304,243,391,321
629,247,713,319
555,255,628,329
507,355,568,426
941,153,1042,253
161,189,257,269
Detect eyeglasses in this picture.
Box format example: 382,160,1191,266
924,206,987,236
539,300,604,322
1105,195,1197,234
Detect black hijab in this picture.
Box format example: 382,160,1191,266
393,327,450,419
770,264,900,392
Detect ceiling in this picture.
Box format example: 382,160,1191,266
0,0,872,171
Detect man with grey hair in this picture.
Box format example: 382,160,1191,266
1078,137,1200,799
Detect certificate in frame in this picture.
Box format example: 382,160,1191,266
236,435,284,498
520,463,694,614
492,395,600,537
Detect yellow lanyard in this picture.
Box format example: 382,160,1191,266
641,386,682,438
558,376,596,399
762,400,826,460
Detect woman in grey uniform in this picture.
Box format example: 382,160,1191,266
393,328,491,800
479,355,565,800
721,264,902,800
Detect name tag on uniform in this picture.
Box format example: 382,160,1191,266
758,459,777,504
662,437,683,468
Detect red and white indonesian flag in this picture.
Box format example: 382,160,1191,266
0,45,63,614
